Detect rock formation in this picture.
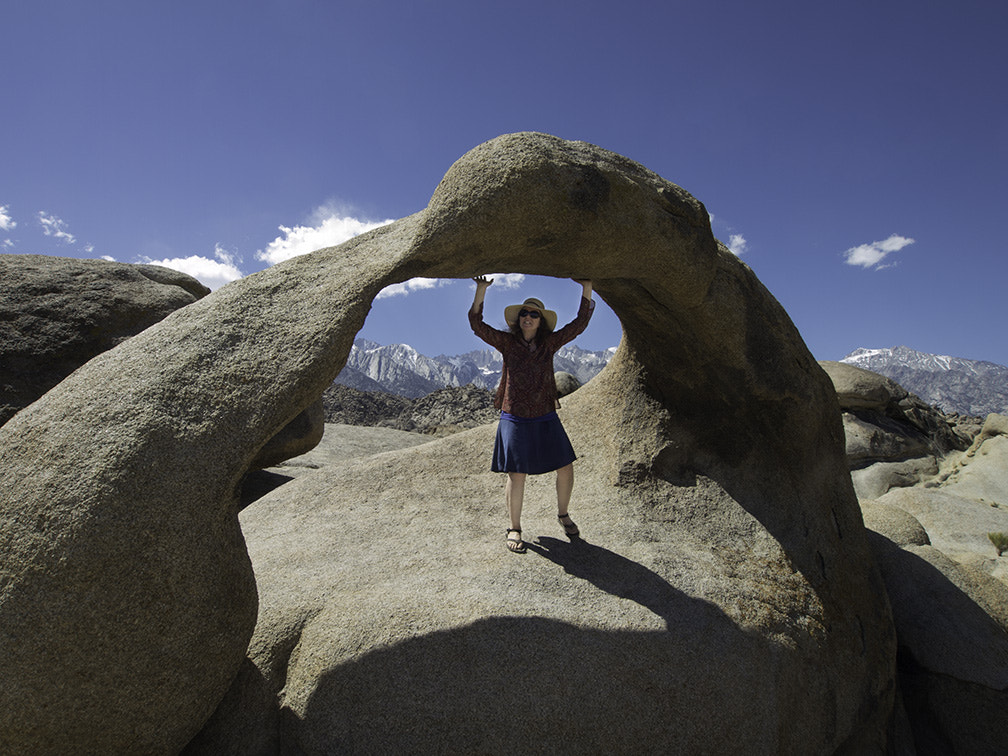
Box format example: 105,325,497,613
820,360,972,499
0,254,210,426
2,133,895,753
828,357,1008,752
0,253,323,471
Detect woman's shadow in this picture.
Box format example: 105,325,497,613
525,535,720,631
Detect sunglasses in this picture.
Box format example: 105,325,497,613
518,309,542,319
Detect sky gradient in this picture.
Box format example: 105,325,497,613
3,1,1006,364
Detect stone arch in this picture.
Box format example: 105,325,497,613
0,132,895,752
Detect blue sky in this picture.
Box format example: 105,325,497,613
3,0,1006,365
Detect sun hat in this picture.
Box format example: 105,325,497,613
504,297,558,331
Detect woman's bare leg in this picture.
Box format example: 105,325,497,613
555,463,574,515
506,472,527,531
556,463,579,536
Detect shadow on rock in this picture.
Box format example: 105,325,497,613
239,470,295,510
867,532,1008,755
279,554,824,754
527,536,703,630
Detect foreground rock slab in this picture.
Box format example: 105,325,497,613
3,133,895,752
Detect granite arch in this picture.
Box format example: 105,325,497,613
0,132,895,752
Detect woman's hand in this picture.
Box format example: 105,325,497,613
471,276,493,311
572,278,593,300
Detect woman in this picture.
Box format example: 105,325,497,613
469,276,595,553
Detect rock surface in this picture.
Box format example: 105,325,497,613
239,423,433,508
2,133,894,753
0,253,210,425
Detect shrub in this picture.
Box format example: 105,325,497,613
989,532,1008,556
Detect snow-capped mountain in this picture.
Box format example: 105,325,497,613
337,338,615,398
840,346,1008,417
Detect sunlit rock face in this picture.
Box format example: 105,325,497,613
1,133,895,753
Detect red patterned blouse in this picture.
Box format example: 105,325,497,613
468,297,595,418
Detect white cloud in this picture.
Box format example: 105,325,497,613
38,211,76,244
212,242,239,267
141,244,244,291
256,209,394,265
101,255,116,262
843,234,915,269
2,239,14,249
376,277,447,300
486,273,526,289
0,205,15,231
377,273,525,300
727,234,748,256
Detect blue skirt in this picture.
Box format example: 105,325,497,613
491,411,577,475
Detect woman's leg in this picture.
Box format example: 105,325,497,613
555,463,574,515
556,463,579,537
506,472,527,531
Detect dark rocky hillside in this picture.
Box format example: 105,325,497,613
321,382,496,435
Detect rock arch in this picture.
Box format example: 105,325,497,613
0,133,895,752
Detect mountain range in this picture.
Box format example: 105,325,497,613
840,345,1008,417
336,339,1007,419
336,338,616,398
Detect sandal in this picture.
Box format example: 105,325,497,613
558,514,580,538
506,528,527,553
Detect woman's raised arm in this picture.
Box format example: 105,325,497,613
471,276,494,312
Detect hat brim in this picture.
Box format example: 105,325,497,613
504,303,558,331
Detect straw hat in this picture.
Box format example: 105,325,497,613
504,297,557,331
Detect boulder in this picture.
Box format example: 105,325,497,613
1,133,895,753
0,254,210,426
874,486,1008,567
554,369,581,397
861,501,930,547
852,458,940,501
822,359,907,410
